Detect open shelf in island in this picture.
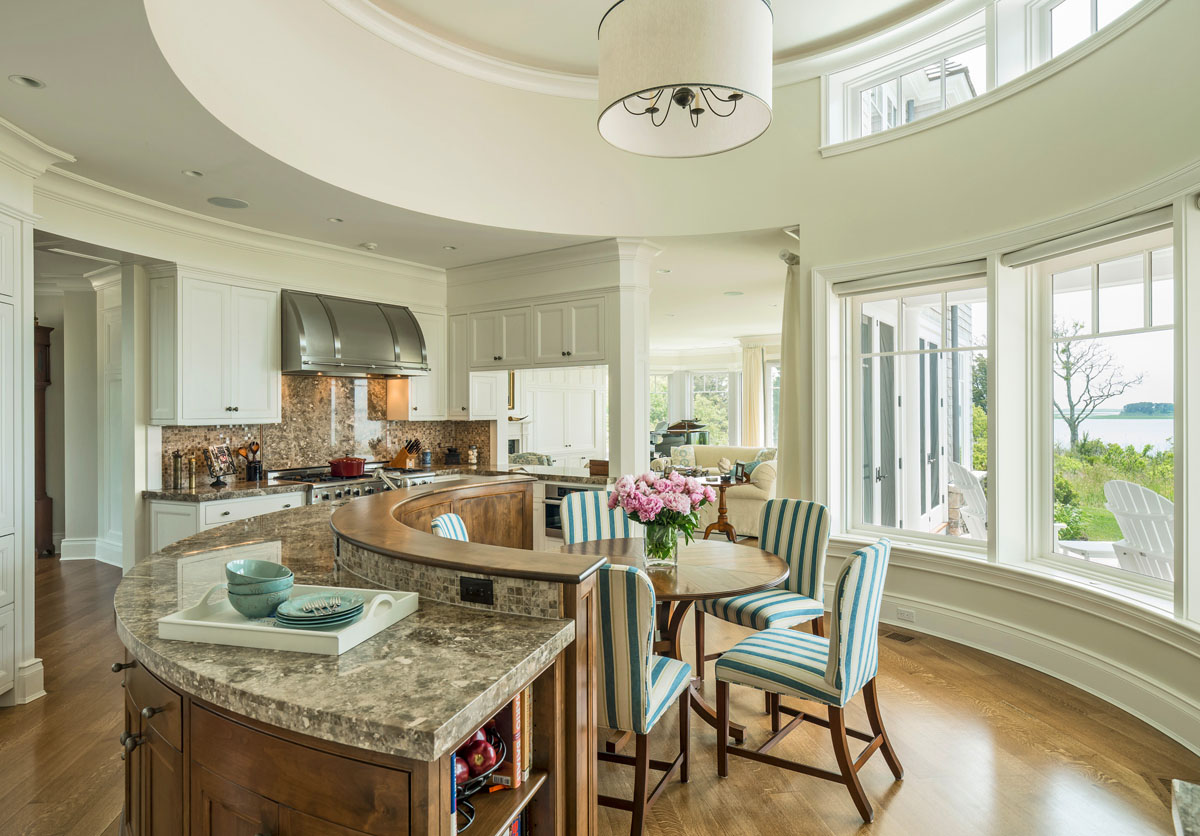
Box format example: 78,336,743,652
463,769,547,836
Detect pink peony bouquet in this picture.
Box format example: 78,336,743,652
609,472,716,564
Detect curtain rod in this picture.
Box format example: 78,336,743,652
779,249,799,265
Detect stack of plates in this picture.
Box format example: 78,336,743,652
275,592,366,630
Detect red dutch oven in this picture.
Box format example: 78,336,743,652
329,457,366,477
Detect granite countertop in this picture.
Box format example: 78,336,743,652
114,503,574,762
502,464,613,485
1176,780,1199,836
142,479,309,502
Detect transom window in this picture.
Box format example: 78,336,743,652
850,279,988,544
1043,0,1140,58
857,40,987,138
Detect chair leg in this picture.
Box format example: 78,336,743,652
863,678,904,780
829,706,874,824
764,690,772,715
678,687,690,784
716,680,730,778
768,692,781,733
811,613,826,638
630,733,651,836
694,606,705,681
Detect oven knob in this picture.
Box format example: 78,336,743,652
365,487,375,494
351,489,361,496
321,493,330,501
334,490,343,499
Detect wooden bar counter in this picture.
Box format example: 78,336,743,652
114,475,605,836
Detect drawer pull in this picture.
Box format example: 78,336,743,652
120,731,132,745
282,504,292,509
112,661,135,673
120,735,145,759
221,511,231,517
141,706,164,720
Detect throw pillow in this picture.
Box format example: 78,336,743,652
754,448,777,463
741,459,760,478
670,446,696,468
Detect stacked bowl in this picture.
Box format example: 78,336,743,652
225,559,294,618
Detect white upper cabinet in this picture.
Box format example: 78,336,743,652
408,311,447,420
469,372,505,420
150,270,281,425
447,314,470,419
469,307,531,368
533,297,605,365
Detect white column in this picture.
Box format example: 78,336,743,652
60,289,99,560
0,117,73,706
607,239,657,476
121,263,150,572
667,371,689,423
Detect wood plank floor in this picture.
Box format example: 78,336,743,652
2,559,1198,835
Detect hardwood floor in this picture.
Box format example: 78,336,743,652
2,559,1197,835
0,558,125,836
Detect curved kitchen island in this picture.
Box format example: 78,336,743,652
114,475,605,836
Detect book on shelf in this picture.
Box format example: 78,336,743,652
521,685,532,778
490,690,524,788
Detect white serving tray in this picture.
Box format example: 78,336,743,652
158,584,418,656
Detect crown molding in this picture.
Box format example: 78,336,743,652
35,169,446,287
448,238,619,285
0,115,75,180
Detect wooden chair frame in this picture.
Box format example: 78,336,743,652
598,689,690,836
716,678,902,824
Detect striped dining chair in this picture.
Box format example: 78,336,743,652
714,540,903,824
562,490,640,545
694,499,831,683
430,512,469,542
596,564,692,836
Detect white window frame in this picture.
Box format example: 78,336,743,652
1030,0,1139,63
765,360,782,448
1028,232,1176,596
845,277,990,553
845,28,988,141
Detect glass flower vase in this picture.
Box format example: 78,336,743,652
643,523,679,567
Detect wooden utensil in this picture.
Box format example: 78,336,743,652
249,441,260,461
236,447,249,460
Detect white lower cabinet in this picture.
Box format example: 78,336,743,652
0,533,14,610
0,604,12,697
148,492,306,552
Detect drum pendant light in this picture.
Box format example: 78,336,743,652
597,0,774,158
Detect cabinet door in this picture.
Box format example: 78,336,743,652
149,504,199,552
192,766,279,836
533,303,567,364
409,311,446,420
565,389,597,453
123,690,143,836
468,312,501,367
469,372,503,420
0,534,12,609
230,286,280,423
179,279,232,424
0,302,12,535
279,807,372,836
566,297,606,363
531,390,566,452
447,314,469,419
143,728,184,836
500,308,532,365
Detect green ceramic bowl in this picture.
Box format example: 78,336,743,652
227,586,292,619
225,559,293,586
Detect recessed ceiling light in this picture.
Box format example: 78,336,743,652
207,196,249,209
656,268,671,274
443,245,457,251
182,169,204,178
723,291,744,297
8,75,45,89
327,217,344,223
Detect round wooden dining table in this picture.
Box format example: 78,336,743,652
561,537,789,742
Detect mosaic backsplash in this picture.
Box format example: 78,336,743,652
161,377,493,483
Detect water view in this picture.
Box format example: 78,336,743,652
1052,415,1174,452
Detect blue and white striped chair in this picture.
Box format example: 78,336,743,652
596,564,692,836
430,512,469,541
694,499,831,682
562,490,640,545
714,539,902,823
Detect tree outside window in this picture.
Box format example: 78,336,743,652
649,374,669,428
691,373,730,445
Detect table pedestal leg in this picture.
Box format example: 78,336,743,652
703,484,737,543
661,602,745,743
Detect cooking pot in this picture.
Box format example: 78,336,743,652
329,457,366,477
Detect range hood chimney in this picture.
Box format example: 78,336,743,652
281,290,429,378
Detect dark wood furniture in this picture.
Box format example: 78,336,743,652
701,478,739,542
560,538,788,742
34,324,52,557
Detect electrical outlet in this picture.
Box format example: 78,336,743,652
459,577,494,606
895,607,917,624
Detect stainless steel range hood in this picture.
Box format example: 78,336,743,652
281,290,429,378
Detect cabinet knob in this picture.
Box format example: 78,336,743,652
561,351,566,356
566,350,573,356
225,406,232,412
233,406,239,412
282,504,292,509
120,731,132,745
141,706,164,720
412,406,418,411
112,661,135,673
461,406,467,411
120,735,145,759
221,511,231,517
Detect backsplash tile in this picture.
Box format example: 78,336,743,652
161,377,492,483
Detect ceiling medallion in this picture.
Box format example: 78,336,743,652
597,0,773,158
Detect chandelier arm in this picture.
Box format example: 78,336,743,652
651,93,670,127
623,87,666,118
700,87,739,119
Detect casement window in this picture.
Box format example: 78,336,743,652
843,272,988,546
649,374,669,428
690,372,731,445
765,361,782,448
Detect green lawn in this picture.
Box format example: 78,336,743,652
1078,507,1122,542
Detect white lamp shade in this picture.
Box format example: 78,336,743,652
598,0,773,158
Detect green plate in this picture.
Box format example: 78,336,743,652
276,592,366,620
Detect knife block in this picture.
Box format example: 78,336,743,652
388,451,418,470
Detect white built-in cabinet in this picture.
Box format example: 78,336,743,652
408,311,447,421
450,313,509,420
468,297,605,370
150,270,281,425
148,492,306,552
524,367,607,466
470,373,505,420
532,298,605,364
0,301,13,536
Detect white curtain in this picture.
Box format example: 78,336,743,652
740,345,765,448
775,255,809,499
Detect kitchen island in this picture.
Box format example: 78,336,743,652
114,475,604,836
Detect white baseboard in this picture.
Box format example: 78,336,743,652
0,658,45,706
59,537,97,561
52,531,64,552
95,537,122,568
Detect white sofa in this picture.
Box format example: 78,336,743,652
652,444,774,476
651,445,777,538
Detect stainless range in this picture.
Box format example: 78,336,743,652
269,463,435,504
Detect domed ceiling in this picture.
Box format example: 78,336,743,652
367,0,949,76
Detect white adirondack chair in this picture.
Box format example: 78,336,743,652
1104,480,1174,580
949,460,986,540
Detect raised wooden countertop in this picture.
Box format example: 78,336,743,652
329,474,607,584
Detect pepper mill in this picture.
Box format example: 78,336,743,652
187,456,197,489
171,450,183,490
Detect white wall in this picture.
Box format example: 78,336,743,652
59,289,97,559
